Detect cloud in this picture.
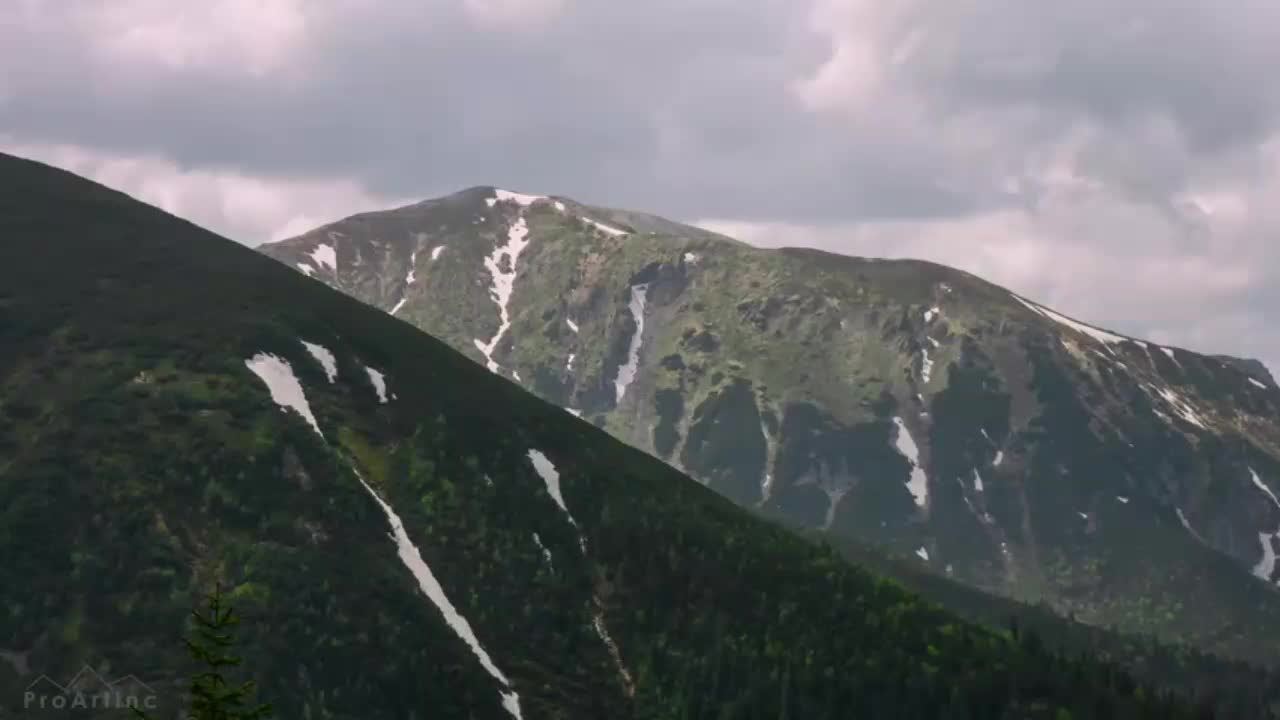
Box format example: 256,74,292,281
0,0,1277,372
0,139,401,245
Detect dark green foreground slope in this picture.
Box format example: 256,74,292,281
0,152,1268,719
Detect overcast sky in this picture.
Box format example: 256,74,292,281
2,0,1276,373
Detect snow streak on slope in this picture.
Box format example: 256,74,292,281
1255,533,1278,582
365,366,390,404
525,449,633,696
390,251,419,316
297,263,316,276
920,347,934,384
244,353,324,438
474,214,532,375
532,533,553,568
973,469,985,492
528,449,578,531
566,318,579,333
584,218,627,236
406,251,419,285
822,488,849,531
301,341,338,383
614,284,649,404
916,547,930,561
431,245,447,261
1251,468,1280,509
1013,295,1130,345
352,467,523,720
1251,377,1271,390
1250,468,1280,583
1154,387,1210,430
892,417,928,508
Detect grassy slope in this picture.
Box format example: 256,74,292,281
0,152,1270,719
261,202,1280,667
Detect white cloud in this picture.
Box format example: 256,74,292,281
65,0,312,77
0,139,400,245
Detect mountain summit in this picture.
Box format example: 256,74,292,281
261,185,1280,665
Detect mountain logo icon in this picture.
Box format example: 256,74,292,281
23,665,159,712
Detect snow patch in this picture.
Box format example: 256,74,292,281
566,317,579,333
920,347,934,384
352,468,522,719
1013,295,1128,345
474,215,532,374
244,354,323,438
554,201,566,212
926,336,941,348
1254,533,1278,582
1250,468,1280,510
1176,508,1203,542
532,533,553,568
1160,347,1181,365
592,609,635,697
365,366,390,404
993,450,1004,467
405,251,419,285
1249,377,1269,390
924,307,940,323
613,284,649,404
892,417,928,508
309,243,337,272
390,298,408,315
584,218,627,236
431,245,447,261
916,547,930,561
683,252,700,264
487,189,544,208
1117,496,1130,504
567,408,583,418
528,450,577,528
297,263,316,277
1077,512,1088,520
1154,387,1210,430
973,469,985,493
566,353,575,372
822,487,848,531
300,341,338,383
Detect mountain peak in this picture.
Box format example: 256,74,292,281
259,186,1280,668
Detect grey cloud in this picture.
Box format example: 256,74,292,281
0,0,1277,372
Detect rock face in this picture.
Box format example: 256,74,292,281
261,186,1280,664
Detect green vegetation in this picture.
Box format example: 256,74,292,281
134,585,272,720
0,151,1277,718
258,180,1280,668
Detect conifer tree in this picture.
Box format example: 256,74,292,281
135,584,272,720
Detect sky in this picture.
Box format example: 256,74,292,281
1,0,1277,373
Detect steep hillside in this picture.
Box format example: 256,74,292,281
261,186,1280,665
4,154,1257,718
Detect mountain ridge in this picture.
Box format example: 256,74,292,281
259,184,1280,666
7,150,1267,718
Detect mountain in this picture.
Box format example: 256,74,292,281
259,186,1280,666
1213,355,1277,388
6,153,1262,718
